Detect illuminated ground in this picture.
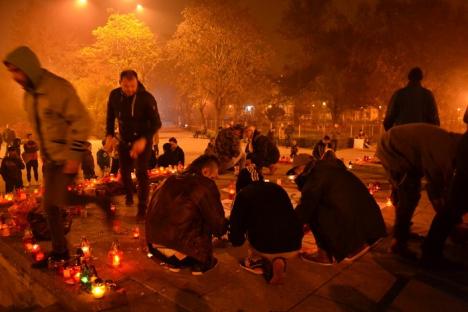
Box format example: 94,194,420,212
0,127,467,311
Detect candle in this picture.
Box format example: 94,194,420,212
108,241,123,268
132,226,140,239
91,282,106,299
386,198,393,207
35,251,45,262
31,244,41,253
288,175,295,181
80,237,91,260
5,194,13,201
63,267,72,279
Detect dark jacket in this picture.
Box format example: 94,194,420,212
384,82,440,131
214,128,241,163
169,146,185,166
229,182,303,254
22,140,39,163
146,174,227,264
1,156,25,184
156,152,171,168
377,123,461,196
246,130,280,168
295,159,386,262
96,149,111,169
312,140,332,160
106,83,162,144
82,150,96,179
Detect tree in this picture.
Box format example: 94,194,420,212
166,0,272,129
72,13,160,135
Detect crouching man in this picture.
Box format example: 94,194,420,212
229,167,303,285
146,155,227,275
292,154,387,265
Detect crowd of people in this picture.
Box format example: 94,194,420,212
1,46,466,285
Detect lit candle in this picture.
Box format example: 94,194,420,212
91,281,106,299
108,241,123,268
386,198,393,207
132,226,140,239
80,237,91,259
112,254,121,267
35,251,45,262
63,267,72,279
31,244,41,253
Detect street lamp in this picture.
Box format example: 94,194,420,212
76,0,87,7
136,4,144,12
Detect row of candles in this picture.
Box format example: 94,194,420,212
0,188,42,205
21,227,141,299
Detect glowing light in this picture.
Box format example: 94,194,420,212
76,0,87,8
136,4,143,12
35,252,45,262
91,283,106,299
132,226,140,239
322,101,327,107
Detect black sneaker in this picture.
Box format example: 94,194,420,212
191,258,218,276
32,250,70,269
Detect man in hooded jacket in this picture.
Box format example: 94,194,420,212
4,46,91,267
377,123,463,267
105,70,162,218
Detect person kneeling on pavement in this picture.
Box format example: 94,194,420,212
291,154,387,265
229,166,303,284
146,155,227,275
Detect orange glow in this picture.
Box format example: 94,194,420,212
35,252,45,262
136,4,144,12
112,255,121,267
76,0,88,8
92,284,106,299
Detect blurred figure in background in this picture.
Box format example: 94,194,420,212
22,133,39,186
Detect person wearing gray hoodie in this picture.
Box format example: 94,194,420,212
4,46,92,268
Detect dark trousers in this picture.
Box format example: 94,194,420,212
110,158,119,175
391,172,422,244
26,159,39,182
422,133,468,258
119,142,151,212
5,179,22,193
43,162,74,254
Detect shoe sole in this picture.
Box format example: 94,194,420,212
344,245,370,262
192,260,218,276
300,254,335,266
239,262,263,275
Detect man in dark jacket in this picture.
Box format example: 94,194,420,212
229,167,303,285
1,147,25,193
245,126,280,174
291,154,387,265
146,155,226,275
156,143,172,168
22,133,39,185
106,70,162,218
168,137,185,166
377,123,462,265
384,67,440,131
312,135,333,160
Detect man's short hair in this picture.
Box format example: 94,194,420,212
184,155,220,176
169,137,177,144
323,135,331,141
408,67,423,82
120,70,138,81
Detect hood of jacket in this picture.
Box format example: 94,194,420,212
4,46,43,90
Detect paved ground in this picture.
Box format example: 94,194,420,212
0,127,467,312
